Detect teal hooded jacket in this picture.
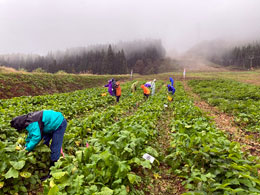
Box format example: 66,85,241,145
25,110,64,151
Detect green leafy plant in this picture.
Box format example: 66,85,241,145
188,79,260,132
165,82,260,194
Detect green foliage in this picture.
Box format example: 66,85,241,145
55,70,67,74
43,82,166,194
188,79,260,132
32,68,47,73
18,68,27,72
0,81,165,194
165,82,260,194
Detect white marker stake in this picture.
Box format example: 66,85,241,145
142,153,155,163
183,68,186,79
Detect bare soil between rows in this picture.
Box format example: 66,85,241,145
135,97,185,195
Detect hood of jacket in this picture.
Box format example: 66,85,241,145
10,114,28,131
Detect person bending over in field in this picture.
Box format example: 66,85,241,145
10,110,67,181
104,78,116,96
141,84,150,99
167,77,175,101
169,77,174,86
131,81,139,93
115,81,121,102
151,79,156,96
167,84,176,95
167,83,175,101
144,81,152,88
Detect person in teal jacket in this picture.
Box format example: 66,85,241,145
11,110,67,181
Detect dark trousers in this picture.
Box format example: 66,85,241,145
144,94,149,99
43,119,67,162
116,96,120,102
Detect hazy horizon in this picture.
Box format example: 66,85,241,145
0,0,260,55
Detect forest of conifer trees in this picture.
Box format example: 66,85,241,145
210,42,260,69
0,40,166,74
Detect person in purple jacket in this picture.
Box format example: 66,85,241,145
104,78,116,96
144,81,152,88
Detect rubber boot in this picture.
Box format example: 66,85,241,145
40,161,56,182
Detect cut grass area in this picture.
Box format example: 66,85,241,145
135,70,260,86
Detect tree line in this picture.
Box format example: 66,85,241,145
211,42,260,69
0,40,166,74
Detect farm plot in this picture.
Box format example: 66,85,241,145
166,82,260,194
188,79,260,133
0,82,136,143
0,81,167,194
44,85,167,194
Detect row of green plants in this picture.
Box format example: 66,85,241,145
0,81,152,194
43,86,167,194
1,89,110,144
188,79,260,132
62,82,152,154
165,82,260,194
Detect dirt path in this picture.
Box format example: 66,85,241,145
177,57,228,72
135,101,185,195
182,81,260,156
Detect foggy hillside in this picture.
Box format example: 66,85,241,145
0,39,168,74
185,40,232,59
184,39,260,70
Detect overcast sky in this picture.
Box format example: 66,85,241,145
0,0,260,55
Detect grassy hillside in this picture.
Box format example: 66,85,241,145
1,67,260,99
0,73,128,99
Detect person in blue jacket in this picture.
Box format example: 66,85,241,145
167,84,176,95
169,77,174,86
11,110,67,181
167,77,175,101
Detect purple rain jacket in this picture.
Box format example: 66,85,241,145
104,80,115,96
144,83,151,88
104,80,113,96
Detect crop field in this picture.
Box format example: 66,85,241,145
188,79,260,133
166,82,260,194
1,77,260,195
